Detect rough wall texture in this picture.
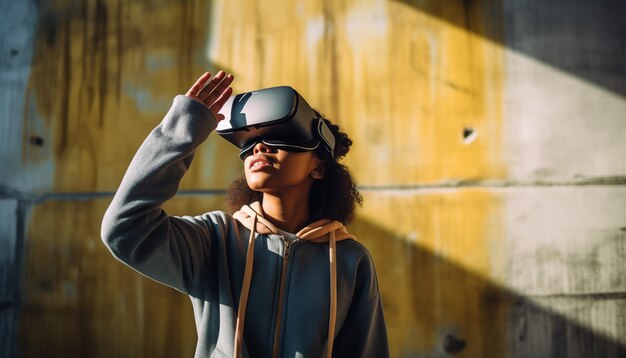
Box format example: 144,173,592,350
1,0,624,357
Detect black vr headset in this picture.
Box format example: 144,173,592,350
216,86,336,160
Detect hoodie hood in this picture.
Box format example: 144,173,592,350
233,201,356,242
231,201,355,357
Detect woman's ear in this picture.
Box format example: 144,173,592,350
311,161,326,179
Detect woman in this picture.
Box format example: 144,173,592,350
101,71,389,357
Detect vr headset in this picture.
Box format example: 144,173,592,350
216,86,336,160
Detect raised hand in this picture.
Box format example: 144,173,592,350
185,70,234,122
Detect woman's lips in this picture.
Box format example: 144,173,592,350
248,155,275,171
250,161,273,171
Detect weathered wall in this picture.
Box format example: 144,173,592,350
1,0,624,357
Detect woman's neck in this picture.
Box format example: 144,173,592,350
261,189,311,234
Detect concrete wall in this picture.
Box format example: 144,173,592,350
1,0,624,357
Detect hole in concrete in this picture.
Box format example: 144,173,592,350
29,136,44,146
462,126,477,144
443,334,466,353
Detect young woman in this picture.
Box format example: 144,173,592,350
101,71,389,357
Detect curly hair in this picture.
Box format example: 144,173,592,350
226,111,362,224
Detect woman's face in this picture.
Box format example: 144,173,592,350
243,142,320,194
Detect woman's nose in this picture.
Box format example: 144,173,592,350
253,141,273,155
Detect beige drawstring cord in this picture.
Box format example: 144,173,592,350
234,214,258,358
326,229,337,357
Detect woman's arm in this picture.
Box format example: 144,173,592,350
101,72,233,294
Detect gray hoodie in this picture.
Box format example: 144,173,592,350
101,95,389,357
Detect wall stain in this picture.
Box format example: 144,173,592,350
322,0,340,118
115,0,123,103
59,14,72,156
24,0,217,192
95,0,109,128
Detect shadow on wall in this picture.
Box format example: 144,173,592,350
350,217,626,357
14,195,626,357
391,0,626,98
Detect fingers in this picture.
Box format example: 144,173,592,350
202,71,233,102
185,70,235,121
197,70,225,99
186,72,212,97
209,86,233,113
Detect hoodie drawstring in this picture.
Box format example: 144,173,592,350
326,229,337,357
234,213,258,358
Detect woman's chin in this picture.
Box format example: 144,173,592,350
245,172,309,194
245,177,272,192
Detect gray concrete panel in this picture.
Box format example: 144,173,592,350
505,186,626,295
503,0,626,181
511,297,626,358
0,199,19,358
0,0,49,193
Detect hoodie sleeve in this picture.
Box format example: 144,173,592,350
333,249,390,357
101,95,220,294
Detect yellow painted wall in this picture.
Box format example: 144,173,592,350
18,0,513,357
354,189,509,356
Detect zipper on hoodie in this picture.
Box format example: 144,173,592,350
272,238,295,357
